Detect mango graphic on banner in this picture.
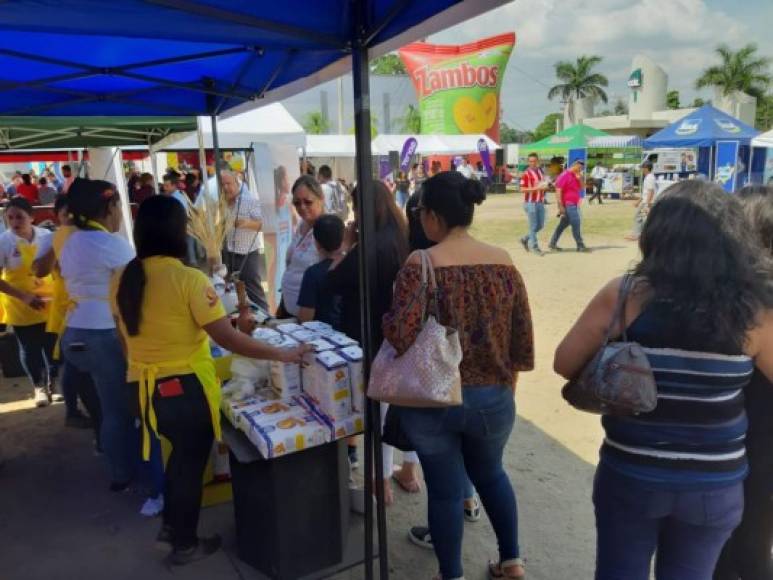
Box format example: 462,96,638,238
399,32,515,142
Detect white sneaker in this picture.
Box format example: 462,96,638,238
34,387,50,407
48,381,64,403
140,494,164,517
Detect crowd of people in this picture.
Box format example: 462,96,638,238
2,150,773,580
0,164,76,205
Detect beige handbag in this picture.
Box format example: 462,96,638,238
368,250,463,407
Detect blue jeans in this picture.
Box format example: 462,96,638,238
521,202,546,250
401,386,518,579
549,204,585,249
594,465,744,580
61,327,138,484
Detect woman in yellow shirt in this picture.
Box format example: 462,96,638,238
0,197,57,407
113,195,309,566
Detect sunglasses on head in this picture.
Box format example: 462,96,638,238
292,198,315,207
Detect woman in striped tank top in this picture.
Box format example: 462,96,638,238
555,181,773,580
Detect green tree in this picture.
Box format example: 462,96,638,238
500,122,534,144
666,90,681,109
695,44,771,99
757,93,773,130
302,111,329,135
348,114,379,138
370,54,407,75
547,55,609,124
400,104,421,134
691,97,707,108
532,113,563,142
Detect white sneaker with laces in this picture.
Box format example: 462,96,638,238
140,495,164,517
34,387,50,407
49,381,64,403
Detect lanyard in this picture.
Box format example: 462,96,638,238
86,220,109,233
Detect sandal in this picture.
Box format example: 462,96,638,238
392,466,422,494
488,558,525,579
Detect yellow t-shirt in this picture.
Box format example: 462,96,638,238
110,256,226,382
47,225,76,334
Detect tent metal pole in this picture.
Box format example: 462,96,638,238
196,117,209,195
211,113,222,197
352,0,389,577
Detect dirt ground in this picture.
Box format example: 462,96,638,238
0,194,640,580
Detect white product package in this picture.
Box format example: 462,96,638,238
303,351,352,421
269,336,302,398
339,346,364,412
289,329,319,343
275,322,303,335
302,321,334,334
238,397,307,432
325,333,358,348
252,327,282,342
221,390,279,426
246,407,331,459
230,356,271,390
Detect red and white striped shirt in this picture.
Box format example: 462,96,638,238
520,168,546,203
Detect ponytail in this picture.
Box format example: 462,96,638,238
116,257,146,336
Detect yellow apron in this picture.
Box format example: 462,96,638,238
1,239,52,327
132,339,222,461
47,226,76,344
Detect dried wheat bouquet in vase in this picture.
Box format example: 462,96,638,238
187,190,233,276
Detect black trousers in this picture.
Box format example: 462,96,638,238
714,446,773,580
150,374,214,550
222,249,269,312
13,323,57,385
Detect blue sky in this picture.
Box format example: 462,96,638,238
429,0,773,131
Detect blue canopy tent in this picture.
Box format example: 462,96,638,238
643,105,760,191
0,1,511,578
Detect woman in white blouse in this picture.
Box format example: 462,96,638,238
279,175,325,317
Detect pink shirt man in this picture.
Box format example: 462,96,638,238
555,169,582,206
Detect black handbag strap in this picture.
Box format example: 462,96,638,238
604,274,634,345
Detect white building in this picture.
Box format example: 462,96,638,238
573,54,756,137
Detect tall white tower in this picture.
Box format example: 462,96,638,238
628,54,667,120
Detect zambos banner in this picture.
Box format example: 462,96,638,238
398,32,515,143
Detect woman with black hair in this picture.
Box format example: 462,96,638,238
112,195,309,565
383,172,533,580
715,185,773,580
0,197,58,407
555,181,773,580
58,178,137,490
328,180,410,501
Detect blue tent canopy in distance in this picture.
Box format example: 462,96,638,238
644,104,760,149
0,0,509,118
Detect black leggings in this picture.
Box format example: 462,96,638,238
14,323,57,386
147,374,214,550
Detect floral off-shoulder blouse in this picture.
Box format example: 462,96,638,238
382,263,534,388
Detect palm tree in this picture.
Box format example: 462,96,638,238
547,55,609,124
302,111,329,135
400,104,421,134
695,44,771,100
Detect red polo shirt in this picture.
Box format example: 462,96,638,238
555,170,582,206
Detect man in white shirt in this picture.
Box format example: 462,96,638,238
589,163,606,204
626,162,657,241
221,170,268,312
456,157,474,179
317,164,349,222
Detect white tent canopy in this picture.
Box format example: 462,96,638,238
305,134,500,158
157,103,305,151
752,129,773,148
